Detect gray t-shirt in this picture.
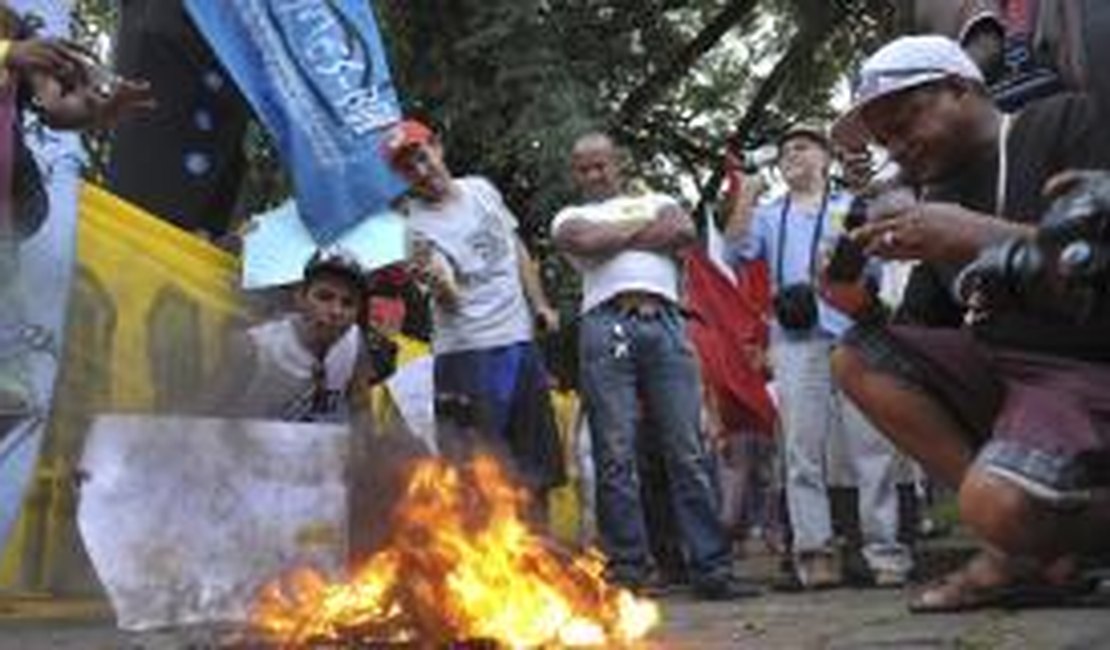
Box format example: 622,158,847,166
406,177,534,354
226,317,362,423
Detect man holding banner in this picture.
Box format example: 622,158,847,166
0,0,153,567
180,0,407,244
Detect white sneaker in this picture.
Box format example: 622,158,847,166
873,567,909,588
796,552,843,590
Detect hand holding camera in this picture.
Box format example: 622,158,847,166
853,202,1023,264
722,152,767,239
955,170,1110,325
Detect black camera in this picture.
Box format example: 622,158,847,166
776,198,871,330
956,171,1110,324
825,196,870,283
773,283,819,330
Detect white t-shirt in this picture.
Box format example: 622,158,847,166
551,192,682,314
235,317,361,423
406,177,534,354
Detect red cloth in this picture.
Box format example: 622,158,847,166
684,249,776,436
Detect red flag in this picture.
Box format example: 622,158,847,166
685,247,776,436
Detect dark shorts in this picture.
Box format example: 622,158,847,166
846,325,1110,506
434,342,566,491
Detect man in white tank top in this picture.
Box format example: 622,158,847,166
552,133,756,600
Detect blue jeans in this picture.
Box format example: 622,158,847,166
434,342,566,492
579,302,732,584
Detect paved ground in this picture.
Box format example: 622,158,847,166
3,549,1109,649
2,587,1110,649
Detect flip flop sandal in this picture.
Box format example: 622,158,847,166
909,570,1098,614
908,570,999,613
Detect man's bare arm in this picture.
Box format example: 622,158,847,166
853,202,1035,264
629,204,696,254
552,217,643,259
723,174,765,239
515,236,559,331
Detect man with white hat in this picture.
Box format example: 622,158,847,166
826,35,1110,612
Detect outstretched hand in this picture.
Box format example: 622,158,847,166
30,73,156,131
5,38,87,83
852,202,1031,265
88,77,156,126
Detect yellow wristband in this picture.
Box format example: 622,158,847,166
0,40,11,67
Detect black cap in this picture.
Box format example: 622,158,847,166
303,247,367,295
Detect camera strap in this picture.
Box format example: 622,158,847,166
997,113,1014,216
774,189,829,289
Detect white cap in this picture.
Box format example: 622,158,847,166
833,36,985,148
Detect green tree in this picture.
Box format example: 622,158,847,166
69,0,898,231
378,1,897,229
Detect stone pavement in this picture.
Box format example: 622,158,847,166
3,587,1109,649
2,549,1109,650
652,587,1110,649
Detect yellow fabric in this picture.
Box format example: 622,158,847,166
1,184,244,589
547,390,582,544
1,185,587,589
74,183,244,408
364,335,429,429
0,40,11,87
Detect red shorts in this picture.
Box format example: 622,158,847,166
846,325,1110,506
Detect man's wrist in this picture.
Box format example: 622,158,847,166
852,295,889,326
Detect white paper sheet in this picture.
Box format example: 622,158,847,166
385,355,438,454
241,200,407,289
77,415,349,631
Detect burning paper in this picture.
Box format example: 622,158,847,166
253,454,660,648
77,415,349,631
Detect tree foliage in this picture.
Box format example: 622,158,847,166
66,0,898,230
374,0,897,327
378,0,897,233
61,0,898,381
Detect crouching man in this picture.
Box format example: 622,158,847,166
826,36,1110,612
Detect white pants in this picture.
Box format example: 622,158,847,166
771,335,912,574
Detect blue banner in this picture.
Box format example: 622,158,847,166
185,0,406,244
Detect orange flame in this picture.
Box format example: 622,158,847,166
252,454,660,647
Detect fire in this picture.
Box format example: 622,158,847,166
252,454,660,647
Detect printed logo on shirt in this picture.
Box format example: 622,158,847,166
459,209,512,286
